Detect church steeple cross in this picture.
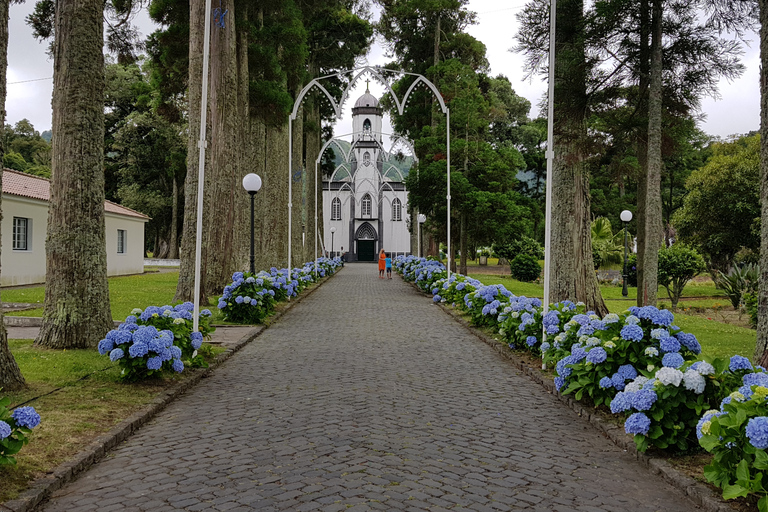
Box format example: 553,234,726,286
365,79,370,93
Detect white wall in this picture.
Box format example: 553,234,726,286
105,212,147,277
1,196,47,286
1,195,148,286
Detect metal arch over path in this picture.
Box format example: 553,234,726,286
288,66,453,276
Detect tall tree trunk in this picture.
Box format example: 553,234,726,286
168,174,179,259
291,101,304,268
304,60,321,264
755,0,768,367
175,0,208,303
35,0,112,349
635,0,650,307
640,0,663,307
548,0,608,316
0,0,25,389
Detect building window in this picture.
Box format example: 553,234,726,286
362,194,372,217
392,199,402,221
117,229,127,254
12,217,29,251
331,197,342,220
363,151,371,166
363,119,371,132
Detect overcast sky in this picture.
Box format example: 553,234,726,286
6,0,760,141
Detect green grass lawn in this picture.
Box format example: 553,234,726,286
468,272,756,363
2,271,184,321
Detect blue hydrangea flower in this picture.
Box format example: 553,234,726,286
746,417,768,449
0,420,11,440
586,347,607,364
662,352,684,369
659,336,681,353
124,315,137,324
617,364,638,381
730,355,753,372
599,376,613,389
625,412,651,435
218,300,227,309
147,356,163,371
624,315,640,325
98,338,114,355
109,348,125,361
621,324,644,342
170,346,182,359
232,271,244,281
610,392,632,413
201,309,212,317
696,410,722,439
128,342,149,358
235,296,244,304
744,372,768,388
525,336,537,347
172,359,184,373
611,373,626,390
683,369,706,394
11,406,41,429
676,332,701,354
631,389,658,411
191,332,204,350
554,376,566,392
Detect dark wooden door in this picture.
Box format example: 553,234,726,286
357,240,375,261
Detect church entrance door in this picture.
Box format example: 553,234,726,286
358,240,375,261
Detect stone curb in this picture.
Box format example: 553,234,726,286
415,283,733,512
0,269,339,512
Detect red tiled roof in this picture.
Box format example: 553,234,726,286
2,168,149,220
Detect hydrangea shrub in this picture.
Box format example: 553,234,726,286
0,397,41,465
98,324,185,381
129,302,215,366
699,382,768,511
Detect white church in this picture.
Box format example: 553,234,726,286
323,87,413,262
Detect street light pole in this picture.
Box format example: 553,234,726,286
242,173,263,274
417,214,426,258
620,209,633,297
330,227,336,258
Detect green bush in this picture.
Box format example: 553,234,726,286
494,236,544,263
717,264,759,309
509,254,541,282
745,292,758,329
657,244,706,309
626,253,638,287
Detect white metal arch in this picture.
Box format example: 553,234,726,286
289,66,451,275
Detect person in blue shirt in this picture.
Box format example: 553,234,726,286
385,254,392,279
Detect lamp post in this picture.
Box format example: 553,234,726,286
417,214,426,258
242,173,262,274
330,227,336,258
620,209,633,297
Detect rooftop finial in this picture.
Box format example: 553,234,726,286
365,78,370,93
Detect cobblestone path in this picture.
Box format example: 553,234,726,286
41,264,698,511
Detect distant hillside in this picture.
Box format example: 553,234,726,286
328,139,413,179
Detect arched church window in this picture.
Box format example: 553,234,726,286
363,119,371,132
331,197,341,220
363,151,371,166
362,194,372,217
392,198,402,221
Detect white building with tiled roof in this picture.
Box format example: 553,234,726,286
1,168,149,286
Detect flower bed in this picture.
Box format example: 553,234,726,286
0,398,40,465
395,255,767,507
218,258,340,324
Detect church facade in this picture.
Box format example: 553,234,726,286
323,89,412,262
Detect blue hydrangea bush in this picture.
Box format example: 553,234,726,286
463,284,512,328
396,256,447,292
98,324,185,381
218,258,340,324
430,274,481,307
0,397,41,465
698,364,768,509
129,302,215,366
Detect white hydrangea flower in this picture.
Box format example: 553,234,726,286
504,306,512,313
729,391,747,402
656,367,684,387
589,314,600,321
576,301,585,307
131,308,143,315
579,335,589,344
603,313,620,324
650,328,669,340
624,376,650,393
695,362,715,376
586,337,600,347
173,318,185,325
511,312,519,319
645,347,659,357
604,341,616,349
682,369,706,394
647,364,655,372
555,333,566,343
163,309,173,317
625,315,640,325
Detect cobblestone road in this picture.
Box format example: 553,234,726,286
40,264,698,511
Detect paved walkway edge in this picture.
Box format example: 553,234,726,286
1,270,340,512
433,298,733,512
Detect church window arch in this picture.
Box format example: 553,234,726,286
363,118,371,132
331,197,342,220
361,193,372,217
363,151,371,166
392,198,402,221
